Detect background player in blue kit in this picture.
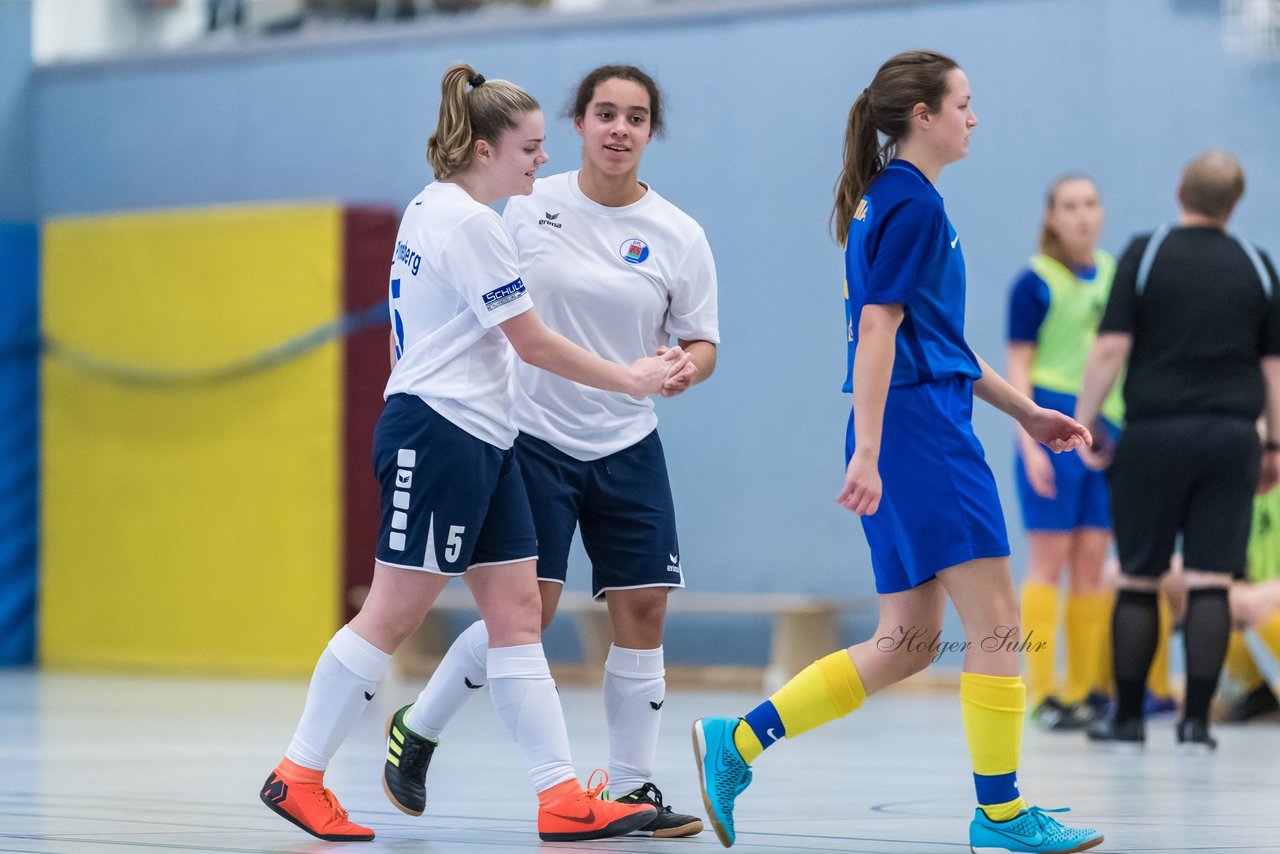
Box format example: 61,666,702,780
692,51,1103,853
257,62,690,844
382,64,715,839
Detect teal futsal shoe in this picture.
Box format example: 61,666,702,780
970,806,1103,853
692,717,752,848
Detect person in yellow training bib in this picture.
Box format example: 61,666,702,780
1005,176,1176,729
692,50,1103,854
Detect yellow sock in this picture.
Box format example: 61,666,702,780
1148,594,1174,700
1021,581,1059,705
1225,630,1266,693
1063,591,1109,704
960,672,1028,822
733,650,866,765
1257,612,1280,666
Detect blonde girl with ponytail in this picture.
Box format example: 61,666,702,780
259,63,688,844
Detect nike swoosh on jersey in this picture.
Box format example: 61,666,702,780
951,234,960,248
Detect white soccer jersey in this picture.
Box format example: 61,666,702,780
384,181,534,449
503,171,719,461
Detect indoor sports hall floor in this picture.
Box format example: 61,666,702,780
2,669,1279,853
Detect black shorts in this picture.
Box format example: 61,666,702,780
514,430,682,599
1109,415,1259,579
372,394,537,573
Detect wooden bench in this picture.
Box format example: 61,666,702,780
386,586,875,692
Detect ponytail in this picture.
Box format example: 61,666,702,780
427,62,540,180
831,92,884,246
829,50,960,246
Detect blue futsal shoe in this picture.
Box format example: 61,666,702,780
970,806,1103,853
692,717,752,848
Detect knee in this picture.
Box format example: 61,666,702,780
353,602,424,651
483,585,544,646
608,590,668,647
990,592,1022,635
902,648,935,679
619,594,667,629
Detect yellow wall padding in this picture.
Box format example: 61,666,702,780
41,204,344,677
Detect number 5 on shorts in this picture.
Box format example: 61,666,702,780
444,525,465,564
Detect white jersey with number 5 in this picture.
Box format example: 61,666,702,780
503,171,719,461
384,181,534,448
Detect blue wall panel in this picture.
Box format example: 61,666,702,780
0,223,39,666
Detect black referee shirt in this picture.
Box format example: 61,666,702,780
1100,226,1280,422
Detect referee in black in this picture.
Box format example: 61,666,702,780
1075,150,1280,750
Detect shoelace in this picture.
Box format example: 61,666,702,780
622,782,672,813
1022,806,1088,843
397,732,434,776
319,787,350,821
585,768,610,800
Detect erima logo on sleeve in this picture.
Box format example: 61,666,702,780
482,278,527,310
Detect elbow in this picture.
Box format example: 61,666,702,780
511,339,546,368
696,351,718,383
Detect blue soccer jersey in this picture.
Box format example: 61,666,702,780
843,160,980,391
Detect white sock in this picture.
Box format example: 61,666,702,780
603,644,665,795
487,643,577,793
404,619,489,740
285,625,391,770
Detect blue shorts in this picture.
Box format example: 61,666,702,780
514,430,682,599
846,377,1010,594
372,394,537,573
1014,389,1116,532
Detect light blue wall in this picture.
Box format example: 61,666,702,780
1,0,35,222
28,0,1280,660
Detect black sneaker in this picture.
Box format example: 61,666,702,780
614,782,704,838
1033,696,1095,732
1087,715,1145,748
382,704,437,816
1223,683,1280,723
1176,718,1218,752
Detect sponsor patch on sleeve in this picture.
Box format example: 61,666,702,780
481,277,527,311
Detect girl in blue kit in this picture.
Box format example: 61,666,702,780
693,51,1104,853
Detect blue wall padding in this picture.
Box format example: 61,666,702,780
0,222,38,665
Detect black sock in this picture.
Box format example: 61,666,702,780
1112,589,1160,723
1182,587,1230,725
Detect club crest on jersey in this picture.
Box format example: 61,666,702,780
620,238,650,264
482,277,527,311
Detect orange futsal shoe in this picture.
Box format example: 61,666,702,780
259,759,374,842
537,771,657,842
